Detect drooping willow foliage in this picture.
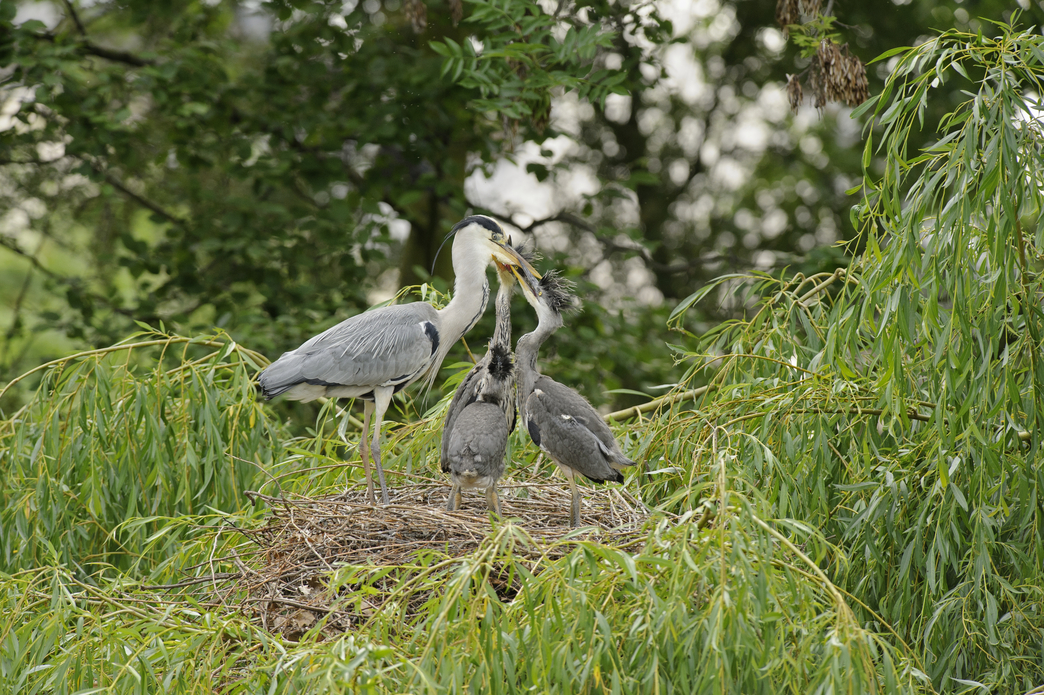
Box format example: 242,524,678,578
1,22,1043,695
658,21,1044,692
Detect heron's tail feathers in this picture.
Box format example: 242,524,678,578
257,352,308,400
610,452,639,469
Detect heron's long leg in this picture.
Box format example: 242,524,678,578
446,483,461,511
359,401,374,501
567,473,581,528
369,387,392,505
486,485,502,518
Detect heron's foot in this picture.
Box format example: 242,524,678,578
487,487,502,518
569,493,581,528
446,484,461,512
371,445,391,506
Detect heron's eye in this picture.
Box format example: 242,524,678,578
491,230,504,241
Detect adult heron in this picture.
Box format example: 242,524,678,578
513,270,637,527
258,215,539,505
441,262,521,515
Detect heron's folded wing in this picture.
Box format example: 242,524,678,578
534,377,636,467
526,382,623,483
261,303,439,397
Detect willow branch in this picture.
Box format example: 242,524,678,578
0,337,229,402
797,267,854,306
604,384,717,422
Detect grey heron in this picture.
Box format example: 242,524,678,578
258,215,539,505
513,270,637,527
441,263,520,516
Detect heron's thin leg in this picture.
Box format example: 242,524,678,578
568,473,581,528
487,485,501,518
359,401,375,502
369,387,392,505
446,482,461,511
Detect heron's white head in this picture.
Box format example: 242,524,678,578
446,215,541,280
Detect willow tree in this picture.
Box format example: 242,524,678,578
1,13,1044,695
661,20,1044,692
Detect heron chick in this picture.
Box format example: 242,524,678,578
513,270,637,527
258,215,540,506
441,260,524,516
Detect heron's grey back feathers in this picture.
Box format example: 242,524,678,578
259,303,440,402
440,362,487,470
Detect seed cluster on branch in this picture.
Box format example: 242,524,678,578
813,39,870,107
775,0,823,36
776,0,870,112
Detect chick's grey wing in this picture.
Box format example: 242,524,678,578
526,378,630,482
294,303,440,390
441,361,488,471
535,377,635,466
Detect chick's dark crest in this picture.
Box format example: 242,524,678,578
539,270,577,314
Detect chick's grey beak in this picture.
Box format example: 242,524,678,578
509,264,542,301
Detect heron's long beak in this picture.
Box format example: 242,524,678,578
491,241,542,283
509,263,543,303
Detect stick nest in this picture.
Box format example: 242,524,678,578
211,481,657,640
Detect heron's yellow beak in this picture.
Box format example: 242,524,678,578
491,241,541,282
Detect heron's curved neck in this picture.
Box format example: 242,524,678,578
515,308,562,396
435,246,492,363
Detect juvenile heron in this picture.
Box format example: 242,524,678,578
514,271,637,527
258,215,539,505
441,262,521,515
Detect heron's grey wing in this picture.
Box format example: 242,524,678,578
260,303,439,399
441,360,489,472
446,402,510,478
525,377,635,482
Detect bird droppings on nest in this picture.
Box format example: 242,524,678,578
220,482,656,641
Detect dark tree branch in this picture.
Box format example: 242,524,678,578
81,42,154,67
0,234,46,372
88,163,189,229
33,31,155,67
0,235,137,319
487,208,722,276
61,0,88,37
0,235,68,283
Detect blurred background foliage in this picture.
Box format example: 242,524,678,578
2,0,1039,416
3,0,1044,693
